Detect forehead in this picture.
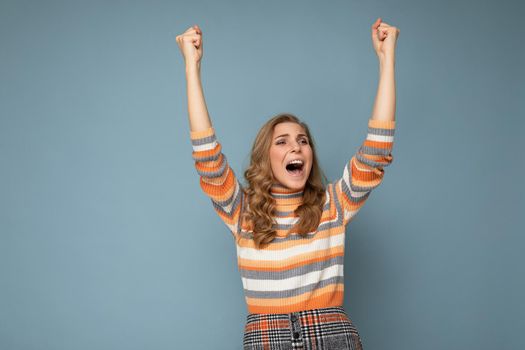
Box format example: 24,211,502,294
272,122,307,137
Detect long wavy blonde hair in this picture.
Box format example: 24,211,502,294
241,113,328,249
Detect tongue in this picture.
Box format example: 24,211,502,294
288,167,302,175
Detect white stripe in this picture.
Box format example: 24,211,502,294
324,188,331,205
351,157,378,174
343,164,374,196
367,134,394,142
344,208,358,223
353,159,374,171
242,263,344,292
274,216,300,225
192,141,217,152
237,232,344,261
348,187,369,197
219,181,240,213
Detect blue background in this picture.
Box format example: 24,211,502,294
1,0,523,349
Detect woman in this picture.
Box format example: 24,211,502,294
176,18,399,350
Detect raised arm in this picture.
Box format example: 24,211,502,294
334,118,395,226
176,25,210,133
177,25,244,239
335,18,400,226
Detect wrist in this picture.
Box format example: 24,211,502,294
185,62,201,74
378,53,395,65
379,55,395,70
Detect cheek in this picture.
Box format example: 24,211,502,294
306,149,313,162
269,149,281,168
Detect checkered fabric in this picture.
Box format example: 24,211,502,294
243,306,363,350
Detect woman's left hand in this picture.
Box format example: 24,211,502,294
371,18,400,60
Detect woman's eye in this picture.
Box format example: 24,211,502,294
276,139,308,145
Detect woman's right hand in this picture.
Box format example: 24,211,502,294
176,25,203,67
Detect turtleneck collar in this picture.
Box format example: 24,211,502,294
270,183,304,210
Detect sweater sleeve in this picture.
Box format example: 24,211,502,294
189,126,244,239
334,118,396,226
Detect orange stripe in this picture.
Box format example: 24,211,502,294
200,167,235,198
238,246,344,271
368,118,395,129
236,226,344,250
363,139,392,149
352,158,383,182
190,127,215,139
246,283,343,307
246,288,345,314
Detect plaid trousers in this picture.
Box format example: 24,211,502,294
242,306,364,350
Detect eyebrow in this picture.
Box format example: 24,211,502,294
274,133,308,140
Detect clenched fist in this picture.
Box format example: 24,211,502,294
176,25,203,67
372,18,400,60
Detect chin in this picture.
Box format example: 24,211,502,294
284,183,304,190
277,175,309,190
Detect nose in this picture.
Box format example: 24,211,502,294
290,140,301,152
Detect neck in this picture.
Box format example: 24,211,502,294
270,183,304,210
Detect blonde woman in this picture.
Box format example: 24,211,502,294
176,18,399,349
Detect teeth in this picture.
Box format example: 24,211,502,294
287,159,303,165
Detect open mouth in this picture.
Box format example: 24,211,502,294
285,160,304,176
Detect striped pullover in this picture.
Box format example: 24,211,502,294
189,118,395,314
